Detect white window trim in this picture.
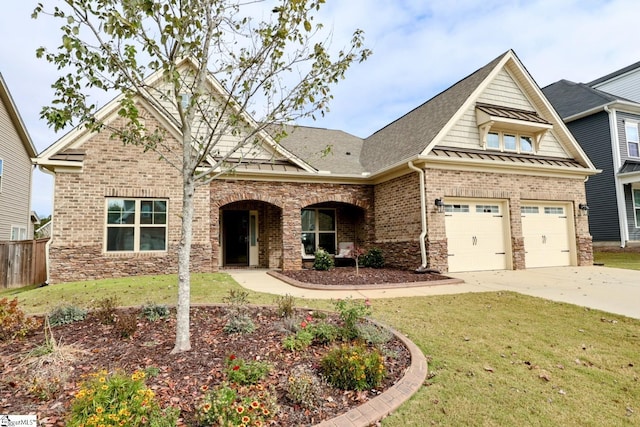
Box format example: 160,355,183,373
484,130,535,154
633,188,640,228
10,225,27,241
301,208,337,255
624,120,640,158
104,198,169,253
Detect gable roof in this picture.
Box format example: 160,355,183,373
361,52,506,172
35,58,316,174
543,79,640,121
0,73,36,158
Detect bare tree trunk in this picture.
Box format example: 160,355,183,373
172,166,195,354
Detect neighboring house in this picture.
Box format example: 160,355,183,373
0,73,37,241
34,50,597,283
543,63,640,247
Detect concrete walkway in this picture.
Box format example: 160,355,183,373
227,266,640,319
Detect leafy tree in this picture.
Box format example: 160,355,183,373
33,0,370,353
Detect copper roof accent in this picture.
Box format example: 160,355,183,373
429,146,584,169
49,149,86,162
475,102,551,125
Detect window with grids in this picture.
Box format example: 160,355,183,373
625,122,640,158
301,208,336,256
106,198,168,252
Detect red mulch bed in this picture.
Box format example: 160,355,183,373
278,267,449,287
0,306,410,426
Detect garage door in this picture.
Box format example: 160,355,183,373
445,200,510,272
521,203,573,268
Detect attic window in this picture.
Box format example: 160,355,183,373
476,102,552,153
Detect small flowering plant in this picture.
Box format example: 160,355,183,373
197,382,278,426
66,369,178,427
224,354,271,386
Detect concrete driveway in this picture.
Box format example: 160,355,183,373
229,266,640,320
449,266,640,320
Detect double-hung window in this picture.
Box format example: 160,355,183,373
301,208,336,255
106,198,168,252
625,122,640,158
11,226,27,241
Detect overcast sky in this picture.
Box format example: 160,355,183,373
2,0,640,217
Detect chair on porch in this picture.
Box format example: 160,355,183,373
334,242,355,266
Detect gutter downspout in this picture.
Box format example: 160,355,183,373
408,161,428,271
37,165,55,285
604,106,628,248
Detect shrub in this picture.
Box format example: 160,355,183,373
285,366,323,409
362,248,385,268
282,329,314,352
48,305,87,327
92,295,119,325
225,354,271,385
313,248,334,271
355,322,393,346
223,313,256,334
66,369,178,427
197,383,278,426
0,297,40,341
223,289,250,315
274,294,296,319
320,343,386,390
334,297,372,340
114,312,138,338
140,302,170,321
307,321,340,344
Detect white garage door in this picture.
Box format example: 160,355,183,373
521,203,573,268
445,200,510,273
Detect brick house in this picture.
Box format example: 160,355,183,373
34,50,598,283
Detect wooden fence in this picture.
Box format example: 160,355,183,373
0,238,48,288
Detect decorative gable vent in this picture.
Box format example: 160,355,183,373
476,102,552,152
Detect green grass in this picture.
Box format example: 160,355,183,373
594,250,640,270
4,272,639,426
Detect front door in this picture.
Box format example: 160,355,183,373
223,210,249,265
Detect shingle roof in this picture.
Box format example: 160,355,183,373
587,61,640,87
542,80,627,119
278,125,366,174
359,51,509,173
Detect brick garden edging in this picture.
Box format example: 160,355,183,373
315,320,428,427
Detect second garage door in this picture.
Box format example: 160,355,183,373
445,200,510,273
521,203,573,268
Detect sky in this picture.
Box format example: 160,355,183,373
2,0,640,217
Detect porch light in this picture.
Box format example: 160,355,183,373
435,198,445,213
579,203,589,216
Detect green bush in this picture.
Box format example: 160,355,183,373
225,355,271,385
282,329,314,351
140,302,170,321
362,248,385,268
197,383,278,426
48,305,87,327
355,322,393,346
223,314,256,334
313,248,334,271
334,297,372,340
0,297,40,341
285,366,323,409
307,321,340,344
320,343,386,390
66,369,178,427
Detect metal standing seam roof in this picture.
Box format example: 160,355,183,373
48,149,86,162
429,146,585,169
619,160,640,174
475,102,551,125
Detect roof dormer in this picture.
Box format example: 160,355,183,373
476,102,552,153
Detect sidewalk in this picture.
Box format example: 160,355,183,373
227,266,640,319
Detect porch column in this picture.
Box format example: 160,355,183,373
282,205,302,270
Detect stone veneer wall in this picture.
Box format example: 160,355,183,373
210,179,375,270
49,114,211,283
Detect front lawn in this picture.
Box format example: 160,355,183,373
594,250,640,271
3,273,639,426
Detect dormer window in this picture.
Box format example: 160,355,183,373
486,131,534,153
476,103,552,153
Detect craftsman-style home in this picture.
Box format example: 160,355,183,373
35,50,598,283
